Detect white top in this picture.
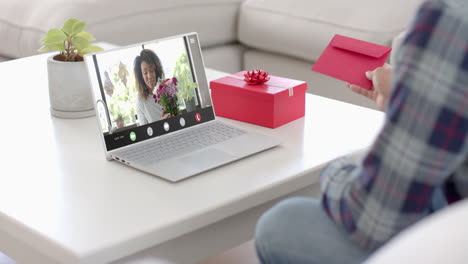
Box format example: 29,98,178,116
136,94,164,125
0,56,385,264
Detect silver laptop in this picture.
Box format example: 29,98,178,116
84,32,280,182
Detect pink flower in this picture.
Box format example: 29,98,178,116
152,77,180,116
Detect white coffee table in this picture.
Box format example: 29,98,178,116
0,54,384,264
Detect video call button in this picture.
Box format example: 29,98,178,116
130,131,137,141
164,122,170,132
147,127,153,137
195,113,201,122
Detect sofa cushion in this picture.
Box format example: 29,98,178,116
0,55,10,62
203,44,246,74
0,0,243,59
239,0,423,62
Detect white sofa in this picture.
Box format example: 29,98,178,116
0,0,423,110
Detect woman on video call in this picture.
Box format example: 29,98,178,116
134,49,166,125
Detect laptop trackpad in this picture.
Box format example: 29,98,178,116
177,148,234,171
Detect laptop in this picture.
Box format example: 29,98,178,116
84,32,281,182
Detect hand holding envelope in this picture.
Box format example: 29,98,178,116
348,63,392,110
312,34,392,90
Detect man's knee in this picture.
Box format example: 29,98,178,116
257,198,314,236
255,197,319,262
257,197,318,236
255,197,369,264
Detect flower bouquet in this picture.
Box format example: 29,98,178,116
153,77,180,117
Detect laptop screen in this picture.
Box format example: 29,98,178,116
85,33,215,151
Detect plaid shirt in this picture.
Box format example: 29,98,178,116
320,0,468,251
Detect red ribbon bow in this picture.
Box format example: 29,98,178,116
244,70,270,84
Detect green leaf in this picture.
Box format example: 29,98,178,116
41,29,66,44
38,45,49,52
76,31,95,41
80,45,104,55
62,18,80,35
73,36,89,50
71,21,87,35
89,45,104,52
38,43,64,52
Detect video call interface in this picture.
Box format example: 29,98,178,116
90,35,215,151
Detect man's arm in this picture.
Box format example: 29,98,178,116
321,0,468,250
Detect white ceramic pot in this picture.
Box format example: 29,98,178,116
184,97,196,112
47,54,95,118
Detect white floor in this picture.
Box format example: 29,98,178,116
199,240,258,264
0,252,14,264
0,242,258,264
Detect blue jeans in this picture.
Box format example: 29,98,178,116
255,190,447,264
255,198,370,264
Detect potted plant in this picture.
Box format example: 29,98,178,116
115,113,125,128
174,52,198,112
39,18,103,118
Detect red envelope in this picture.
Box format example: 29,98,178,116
311,34,391,89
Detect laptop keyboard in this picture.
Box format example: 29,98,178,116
115,122,246,165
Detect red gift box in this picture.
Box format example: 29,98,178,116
210,71,307,128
